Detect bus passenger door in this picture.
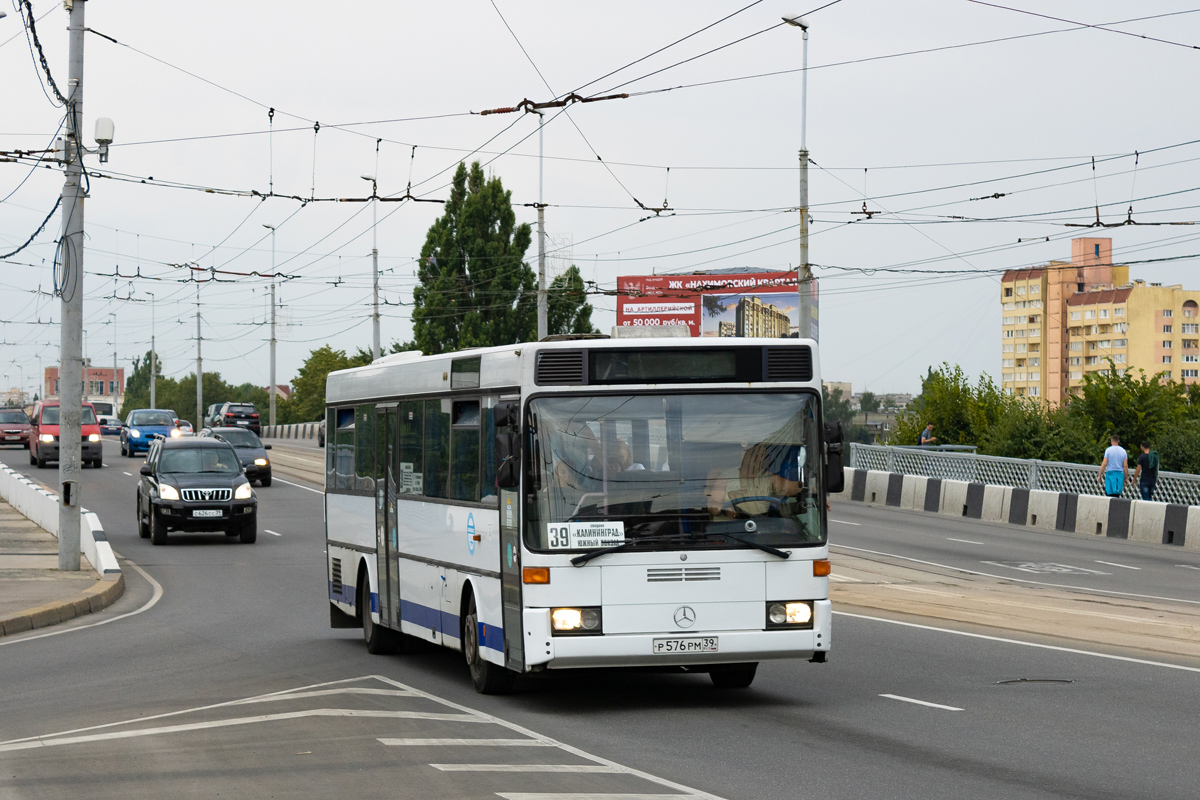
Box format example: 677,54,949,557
375,407,400,630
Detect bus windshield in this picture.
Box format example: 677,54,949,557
525,392,825,553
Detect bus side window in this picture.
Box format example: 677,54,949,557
398,400,423,495
424,399,451,499
325,407,336,483
356,405,375,493
335,408,356,492
451,400,480,503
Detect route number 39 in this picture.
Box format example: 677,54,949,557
548,525,571,549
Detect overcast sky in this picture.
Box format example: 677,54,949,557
5,0,1200,402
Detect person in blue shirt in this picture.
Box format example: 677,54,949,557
1098,435,1129,498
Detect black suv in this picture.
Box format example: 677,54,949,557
136,438,259,545
217,402,261,435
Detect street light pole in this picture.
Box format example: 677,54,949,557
785,15,814,341
57,0,87,571
110,312,116,410
148,291,156,409
263,224,277,427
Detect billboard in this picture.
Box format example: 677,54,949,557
616,271,803,338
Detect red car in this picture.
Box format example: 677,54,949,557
0,409,31,449
29,401,104,469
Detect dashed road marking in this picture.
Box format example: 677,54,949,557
947,538,983,545
271,476,322,494
497,796,703,800
1095,560,1139,570
830,519,860,526
265,529,282,537
879,693,963,712
1178,565,1200,571
380,738,551,747
122,471,132,476
431,764,621,773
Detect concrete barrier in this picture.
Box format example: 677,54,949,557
1074,494,1110,537
863,470,890,505
1129,500,1167,545
938,479,970,518
1026,489,1060,531
262,422,321,441
0,465,120,579
900,475,927,511
981,484,1007,523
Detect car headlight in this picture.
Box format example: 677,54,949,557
254,458,268,466
158,484,180,501
88,433,100,442
234,483,253,500
39,433,55,443
169,428,182,438
129,428,141,438
766,601,814,628
550,607,603,635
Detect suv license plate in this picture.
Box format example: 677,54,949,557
652,636,718,654
193,509,222,518
236,421,249,425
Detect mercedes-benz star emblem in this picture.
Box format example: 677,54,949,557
673,605,696,628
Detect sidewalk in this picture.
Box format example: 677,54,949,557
830,547,1200,664
0,498,123,637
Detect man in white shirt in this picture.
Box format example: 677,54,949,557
1098,435,1129,498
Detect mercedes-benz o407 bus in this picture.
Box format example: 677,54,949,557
324,336,844,693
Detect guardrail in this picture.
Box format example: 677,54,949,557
849,443,1200,506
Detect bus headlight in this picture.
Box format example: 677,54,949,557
88,433,100,442
158,484,180,501
766,601,813,629
551,607,602,635
234,483,253,500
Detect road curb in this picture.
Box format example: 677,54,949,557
0,572,125,637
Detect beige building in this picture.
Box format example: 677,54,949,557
735,295,790,338
1001,237,1200,404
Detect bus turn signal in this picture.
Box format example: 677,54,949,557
523,567,550,584
813,559,831,577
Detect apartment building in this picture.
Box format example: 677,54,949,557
735,295,791,338
1001,237,1200,403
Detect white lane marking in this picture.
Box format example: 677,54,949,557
375,676,727,800
0,559,163,649
231,687,412,705
0,709,481,752
380,738,550,747
265,529,281,537
947,538,984,545
1178,565,1200,571
879,694,963,711
829,573,862,583
122,471,132,476
831,543,1200,606
271,476,322,494
497,796,702,800
0,676,391,745
1096,560,1140,570
836,611,1200,675
982,561,1110,576
830,519,861,526
431,764,620,773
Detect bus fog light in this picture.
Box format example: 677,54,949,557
768,603,788,625
551,608,582,631
580,608,602,630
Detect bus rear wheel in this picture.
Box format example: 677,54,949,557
463,597,515,695
710,663,758,689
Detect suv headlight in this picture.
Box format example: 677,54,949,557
88,433,100,442
158,484,180,501
234,483,253,500
129,428,141,438
39,433,55,443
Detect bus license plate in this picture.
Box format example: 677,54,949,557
652,636,718,654
193,509,222,518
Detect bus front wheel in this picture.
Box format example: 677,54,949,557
710,663,758,689
360,577,401,655
463,597,515,695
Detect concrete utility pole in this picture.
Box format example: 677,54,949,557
57,0,87,571
148,291,156,409
361,164,380,361
263,224,277,427
535,110,548,341
195,283,202,425
110,312,116,408
785,15,815,341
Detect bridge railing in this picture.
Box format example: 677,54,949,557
848,443,1200,506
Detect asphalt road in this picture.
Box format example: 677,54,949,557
829,501,1200,605
1,438,1198,800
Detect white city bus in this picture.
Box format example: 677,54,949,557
324,335,844,693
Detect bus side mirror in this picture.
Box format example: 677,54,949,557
496,432,520,489
494,400,518,429
823,421,845,494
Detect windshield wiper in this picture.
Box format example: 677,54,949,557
701,531,790,559
570,532,696,567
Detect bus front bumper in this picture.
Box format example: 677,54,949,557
525,599,831,670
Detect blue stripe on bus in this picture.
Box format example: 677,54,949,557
330,589,503,653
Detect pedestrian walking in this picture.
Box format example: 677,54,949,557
919,424,937,446
1133,441,1160,501
1098,434,1128,498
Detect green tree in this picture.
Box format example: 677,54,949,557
121,350,166,414
290,345,360,422
1063,361,1182,452
547,265,599,336
859,391,880,413
1155,419,1200,474
412,161,535,354
893,364,1006,446
822,384,855,426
